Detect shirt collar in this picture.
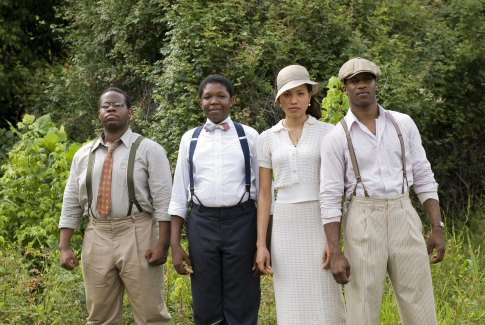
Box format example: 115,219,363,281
345,104,386,129
272,115,316,133
92,128,132,152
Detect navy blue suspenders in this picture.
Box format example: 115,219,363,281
188,122,251,206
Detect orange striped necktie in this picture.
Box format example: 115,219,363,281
96,141,121,217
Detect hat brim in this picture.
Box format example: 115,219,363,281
274,80,320,105
339,70,379,83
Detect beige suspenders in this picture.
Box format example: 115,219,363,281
340,112,409,198
387,114,410,194
340,119,369,197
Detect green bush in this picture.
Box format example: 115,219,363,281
0,114,81,248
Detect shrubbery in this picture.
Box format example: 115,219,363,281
0,115,81,248
0,0,484,323
16,0,479,220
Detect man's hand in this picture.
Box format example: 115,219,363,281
145,243,169,266
59,248,79,270
171,244,192,275
329,252,350,284
426,227,445,264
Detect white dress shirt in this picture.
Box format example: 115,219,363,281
320,106,439,224
168,116,260,218
59,129,173,229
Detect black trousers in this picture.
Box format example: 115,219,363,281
187,200,260,325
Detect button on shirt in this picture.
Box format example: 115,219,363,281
59,129,173,229
168,117,260,218
320,106,439,224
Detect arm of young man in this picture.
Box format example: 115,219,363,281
144,141,173,266
320,127,350,284
59,228,79,270
168,133,193,275
407,116,445,264
58,149,84,270
423,198,445,263
170,215,192,275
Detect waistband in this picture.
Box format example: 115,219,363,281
276,183,319,203
89,211,153,225
192,199,255,212
350,193,410,205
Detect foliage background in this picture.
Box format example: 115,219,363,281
0,0,484,323
2,0,483,216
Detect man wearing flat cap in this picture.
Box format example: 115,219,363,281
320,57,445,324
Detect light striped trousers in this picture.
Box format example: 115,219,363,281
342,194,438,325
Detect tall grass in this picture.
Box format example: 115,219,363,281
1,208,483,324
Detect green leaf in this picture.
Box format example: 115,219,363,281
36,115,52,134
22,114,36,125
42,132,59,152
67,143,82,164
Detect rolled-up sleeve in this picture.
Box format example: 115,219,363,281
320,128,346,225
407,116,439,203
147,142,173,222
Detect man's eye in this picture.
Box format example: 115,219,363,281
113,102,123,108
101,104,110,109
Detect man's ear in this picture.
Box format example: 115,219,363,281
342,84,348,95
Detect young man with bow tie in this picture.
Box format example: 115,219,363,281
169,75,262,325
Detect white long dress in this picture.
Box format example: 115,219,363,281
258,116,346,324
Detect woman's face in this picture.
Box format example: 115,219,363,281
199,82,234,124
278,84,311,119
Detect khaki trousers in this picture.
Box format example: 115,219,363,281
81,212,170,325
342,194,437,325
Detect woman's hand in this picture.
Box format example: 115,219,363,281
322,243,331,270
255,246,273,275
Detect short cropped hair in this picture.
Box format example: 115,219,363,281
197,75,235,99
98,87,132,109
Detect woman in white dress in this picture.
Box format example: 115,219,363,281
256,65,346,324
